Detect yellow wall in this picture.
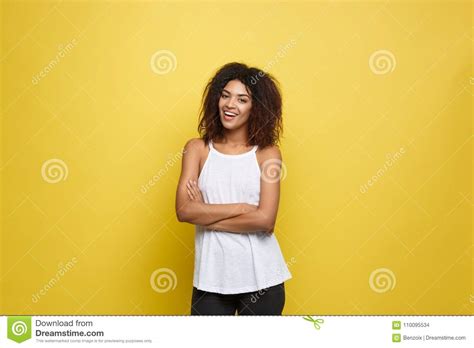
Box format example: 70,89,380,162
1,0,472,315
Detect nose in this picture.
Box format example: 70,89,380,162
225,96,237,109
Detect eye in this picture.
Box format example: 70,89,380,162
239,98,248,103
221,94,228,99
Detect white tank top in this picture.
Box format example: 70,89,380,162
193,139,292,294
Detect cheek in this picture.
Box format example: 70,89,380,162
241,103,252,115
218,98,225,109
237,113,251,125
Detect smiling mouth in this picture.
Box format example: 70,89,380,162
223,110,238,117
223,110,238,121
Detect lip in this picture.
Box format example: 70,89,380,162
223,114,236,121
223,110,238,116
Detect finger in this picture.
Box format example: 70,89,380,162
187,188,195,200
196,189,204,200
189,180,204,201
194,189,203,201
187,181,197,196
188,182,197,196
191,181,201,197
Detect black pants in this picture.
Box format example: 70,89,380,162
191,282,285,315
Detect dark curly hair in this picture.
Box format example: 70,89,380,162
197,62,283,149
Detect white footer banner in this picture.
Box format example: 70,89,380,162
0,316,472,347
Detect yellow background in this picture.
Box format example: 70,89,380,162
1,0,472,315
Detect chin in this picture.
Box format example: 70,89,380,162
221,122,235,130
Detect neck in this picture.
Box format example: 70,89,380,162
221,126,250,146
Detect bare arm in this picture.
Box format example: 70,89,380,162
207,208,274,234
204,146,283,234
180,201,254,226
175,138,256,225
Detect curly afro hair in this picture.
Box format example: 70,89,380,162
197,62,283,149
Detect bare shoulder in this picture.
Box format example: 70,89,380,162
257,144,282,160
256,144,282,168
183,137,206,155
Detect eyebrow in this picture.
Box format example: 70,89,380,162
222,89,251,98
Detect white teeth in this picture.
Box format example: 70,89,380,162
224,111,237,116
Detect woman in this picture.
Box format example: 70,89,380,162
175,62,292,315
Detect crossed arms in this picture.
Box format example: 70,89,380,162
175,138,282,234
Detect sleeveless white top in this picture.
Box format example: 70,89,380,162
193,140,292,294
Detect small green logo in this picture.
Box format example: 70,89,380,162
7,316,32,343
302,315,324,330
392,320,401,329
392,333,401,343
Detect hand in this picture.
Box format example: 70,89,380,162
186,179,204,202
206,223,219,232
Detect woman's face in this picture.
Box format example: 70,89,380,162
218,79,252,130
